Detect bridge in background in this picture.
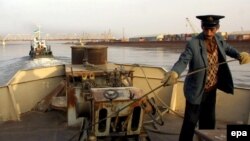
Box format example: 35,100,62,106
0,32,115,45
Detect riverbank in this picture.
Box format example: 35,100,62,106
86,40,250,52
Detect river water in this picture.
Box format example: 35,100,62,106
0,41,249,88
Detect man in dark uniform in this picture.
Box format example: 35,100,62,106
161,15,250,141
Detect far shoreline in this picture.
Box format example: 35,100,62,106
85,40,250,52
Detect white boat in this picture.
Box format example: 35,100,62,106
0,46,249,141
29,28,53,58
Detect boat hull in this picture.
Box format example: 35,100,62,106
0,63,249,124
0,65,65,121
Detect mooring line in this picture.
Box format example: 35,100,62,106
68,59,237,141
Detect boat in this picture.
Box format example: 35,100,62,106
29,37,53,58
0,45,249,141
29,28,53,58
85,40,250,53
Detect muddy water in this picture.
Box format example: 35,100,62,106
0,41,249,88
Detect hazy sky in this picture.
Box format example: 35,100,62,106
0,0,249,38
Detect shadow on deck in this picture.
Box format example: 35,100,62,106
143,112,183,141
0,110,183,141
0,109,229,141
0,110,79,141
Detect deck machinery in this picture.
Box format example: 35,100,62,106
66,45,151,141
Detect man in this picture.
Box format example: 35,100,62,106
161,15,250,141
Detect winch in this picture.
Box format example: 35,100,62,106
89,87,145,137
66,45,151,140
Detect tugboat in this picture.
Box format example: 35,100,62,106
29,28,53,58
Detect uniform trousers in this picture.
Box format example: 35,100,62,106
179,88,217,141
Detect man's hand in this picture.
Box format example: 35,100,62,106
239,52,250,65
161,71,179,86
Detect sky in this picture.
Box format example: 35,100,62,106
0,0,250,38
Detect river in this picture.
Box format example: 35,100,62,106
0,41,249,88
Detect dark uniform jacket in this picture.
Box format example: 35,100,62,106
171,33,240,104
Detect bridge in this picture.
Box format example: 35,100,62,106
0,32,115,45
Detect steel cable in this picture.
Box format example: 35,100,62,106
68,59,237,141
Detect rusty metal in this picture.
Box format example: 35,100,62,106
71,45,87,64
67,86,76,108
85,45,108,65
90,87,145,137
65,61,147,139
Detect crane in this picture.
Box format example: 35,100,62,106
186,18,199,34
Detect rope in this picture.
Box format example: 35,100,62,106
137,64,184,124
68,59,237,140
179,59,237,78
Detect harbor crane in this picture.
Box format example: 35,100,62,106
186,17,199,34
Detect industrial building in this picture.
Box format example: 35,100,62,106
129,31,250,42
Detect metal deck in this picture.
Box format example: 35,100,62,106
144,112,183,141
0,109,183,141
0,108,230,141
0,110,79,141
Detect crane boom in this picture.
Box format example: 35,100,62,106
186,18,198,34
